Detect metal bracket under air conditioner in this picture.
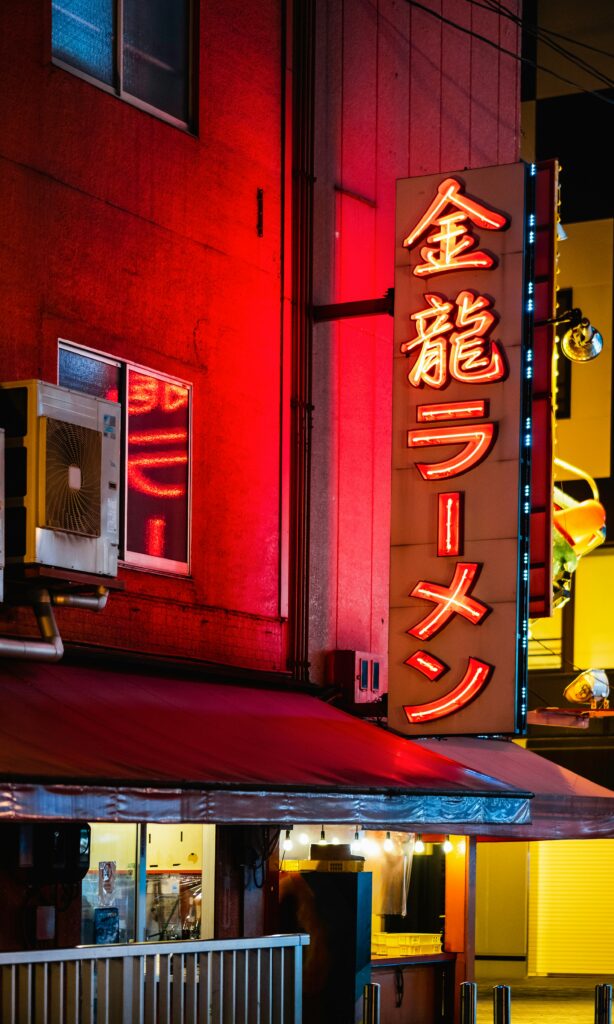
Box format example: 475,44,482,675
0,573,119,662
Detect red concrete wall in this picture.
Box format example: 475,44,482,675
0,0,522,680
0,0,290,671
308,0,521,681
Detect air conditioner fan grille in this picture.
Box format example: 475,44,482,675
44,418,102,537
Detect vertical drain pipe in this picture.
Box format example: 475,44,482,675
493,985,512,1024
288,0,316,683
596,984,612,1024
363,983,381,1024
460,982,478,1024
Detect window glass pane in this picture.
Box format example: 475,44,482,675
59,346,121,402
146,825,203,941
82,824,137,944
52,0,114,86
123,0,189,122
126,368,189,567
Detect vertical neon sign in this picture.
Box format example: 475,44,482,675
389,165,531,736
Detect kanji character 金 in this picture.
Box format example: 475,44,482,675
403,177,508,277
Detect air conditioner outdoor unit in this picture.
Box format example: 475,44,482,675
0,380,120,578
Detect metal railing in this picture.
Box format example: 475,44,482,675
0,933,309,1024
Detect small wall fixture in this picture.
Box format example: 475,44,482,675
539,307,604,362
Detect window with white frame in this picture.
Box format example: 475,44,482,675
59,342,191,574
51,0,194,128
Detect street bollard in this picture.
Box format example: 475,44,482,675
595,983,613,1024
363,982,381,1024
460,982,478,1024
493,984,512,1024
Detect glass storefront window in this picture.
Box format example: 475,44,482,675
81,824,138,944
145,824,204,941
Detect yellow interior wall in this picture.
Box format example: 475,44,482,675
528,840,614,974
554,219,613,482
475,842,528,966
574,548,614,669
90,823,137,872
146,824,204,871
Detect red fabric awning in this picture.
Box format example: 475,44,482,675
416,737,614,839
0,662,531,827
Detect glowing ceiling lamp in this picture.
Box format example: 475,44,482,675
414,834,425,854
564,669,609,709
283,830,293,852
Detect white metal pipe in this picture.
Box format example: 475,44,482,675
51,586,109,612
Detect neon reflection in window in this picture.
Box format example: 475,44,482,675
127,369,189,566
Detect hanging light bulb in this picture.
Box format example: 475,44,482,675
351,827,363,854
298,832,309,846
283,829,293,852
414,834,425,854
318,826,327,846
383,831,394,853
331,836,340,846
443,836,453,854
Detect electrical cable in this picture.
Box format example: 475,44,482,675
403,0,614,105
479,0,614,90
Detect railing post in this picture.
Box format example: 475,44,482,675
460,981,477,1024
363,982,381,1024
595,983,613,1024
493,984,512,1024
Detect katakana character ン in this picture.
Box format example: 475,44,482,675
407,402,496,480
405,650,448,681
401,292,506,389
408,562,490,640
403,658,493,723
403,177,508,277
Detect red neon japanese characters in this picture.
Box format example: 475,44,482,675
398,173,515,725
417,400,488,421
408,562,490,640
403,177,508,277
404,650,447,681
401,292,506,389
437,492,462,557
407,422,496,480
403,659,493,722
